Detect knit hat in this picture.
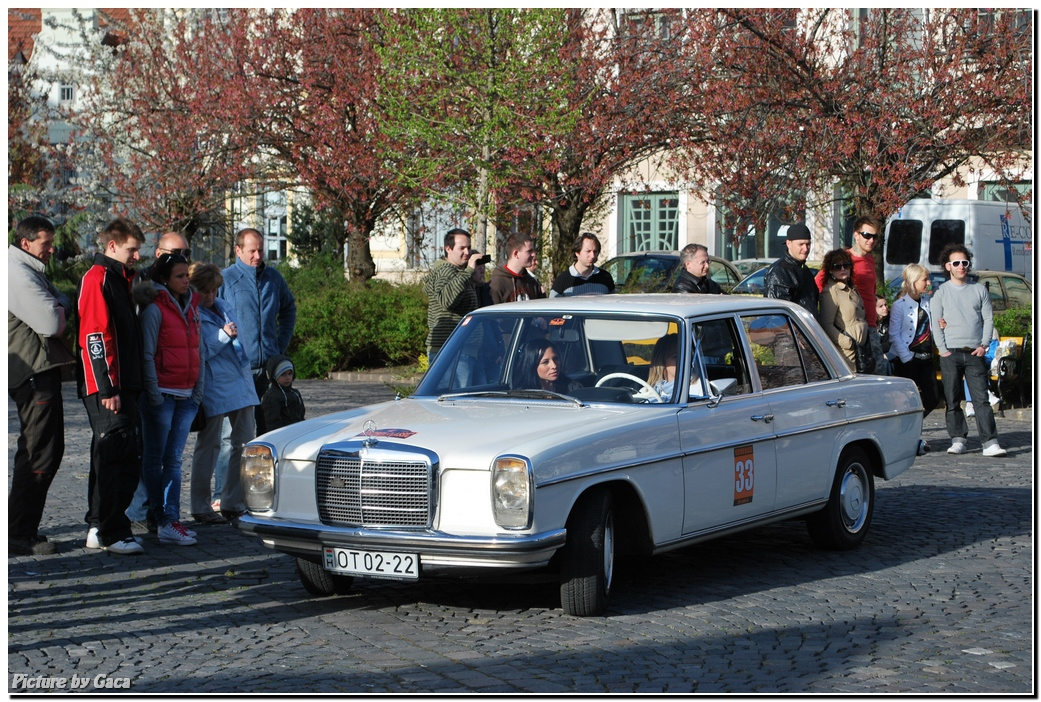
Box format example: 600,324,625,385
273,358,295,379
786,222,811,241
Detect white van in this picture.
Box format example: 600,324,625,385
883,198,1033,283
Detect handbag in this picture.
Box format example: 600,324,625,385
907,301,932,354
841,330,875,374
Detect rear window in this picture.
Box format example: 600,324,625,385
927,220,965,265
886,220,923,266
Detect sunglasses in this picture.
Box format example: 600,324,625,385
949,260,971,268
161,247,192,258
855,231,878,241
831,262,852,270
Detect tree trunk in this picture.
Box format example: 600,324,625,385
548,199,587,278
753,213,768,259
344,222,376,282
474,162,490,255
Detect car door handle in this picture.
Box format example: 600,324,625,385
751,414,774,423
826,399,846,408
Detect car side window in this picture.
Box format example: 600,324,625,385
791,322,831,382
691,318,752,396
709,261,733,287
979,276,1004,310
1003,276,1031,309
741,314,809,390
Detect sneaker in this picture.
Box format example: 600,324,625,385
9,536,56,556
211,498,221,512
982,442,1008,457
158,521,197,546
965,402,975,417
106,538,144,555
154,520,197,538
947,438,968,455
85,527,103,550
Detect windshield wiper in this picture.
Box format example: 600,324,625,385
438,389,584,406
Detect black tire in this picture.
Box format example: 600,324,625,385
296,557,354,597
559,487,615,617
807,447,875,550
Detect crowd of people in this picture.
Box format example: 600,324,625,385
423,220,1008,459
10,217,1009,556
424,228,617,362
8,217,303,556
762,218,1006,457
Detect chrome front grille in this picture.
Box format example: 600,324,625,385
316,451,432,528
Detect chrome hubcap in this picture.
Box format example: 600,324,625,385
839,465,869,533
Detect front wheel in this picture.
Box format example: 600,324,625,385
559,487,615,616
296,557,354,597
807,447,875,550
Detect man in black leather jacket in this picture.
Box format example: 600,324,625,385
763,222,818,318
672,244,725,294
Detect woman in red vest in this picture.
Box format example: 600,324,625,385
139,253,204,546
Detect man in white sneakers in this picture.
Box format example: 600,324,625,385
930,243,1007,457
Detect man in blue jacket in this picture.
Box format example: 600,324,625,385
219,228,296,435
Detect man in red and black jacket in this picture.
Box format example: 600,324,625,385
77,218,147,555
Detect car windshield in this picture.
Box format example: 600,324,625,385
415,311,686,404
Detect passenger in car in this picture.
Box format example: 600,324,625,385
645,333,679,401
514,340,581,394
638,333,720,402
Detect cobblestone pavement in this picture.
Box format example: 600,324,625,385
8,379,1034,693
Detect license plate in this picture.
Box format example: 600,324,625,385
323,546,419,580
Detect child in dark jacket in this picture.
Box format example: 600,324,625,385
261,354,305,432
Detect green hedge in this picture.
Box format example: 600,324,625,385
993,307,1031,338
282,258,428,378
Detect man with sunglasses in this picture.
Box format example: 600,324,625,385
930,243,1006,457
816,215,886,373
133,233,192,305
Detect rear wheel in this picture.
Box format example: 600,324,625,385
807,447,875,550
559,487,615,616
296,557,354,597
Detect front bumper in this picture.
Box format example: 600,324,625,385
236,514,567,576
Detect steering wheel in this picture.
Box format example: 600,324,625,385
596,372,662,402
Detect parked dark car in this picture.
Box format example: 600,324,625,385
602,251,742,293
731,258,774,278
732,265,820,296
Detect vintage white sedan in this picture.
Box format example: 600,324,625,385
237,294,925,616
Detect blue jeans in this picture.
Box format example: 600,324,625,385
139,394,198,527
125,480,149,522
940,350,997,445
